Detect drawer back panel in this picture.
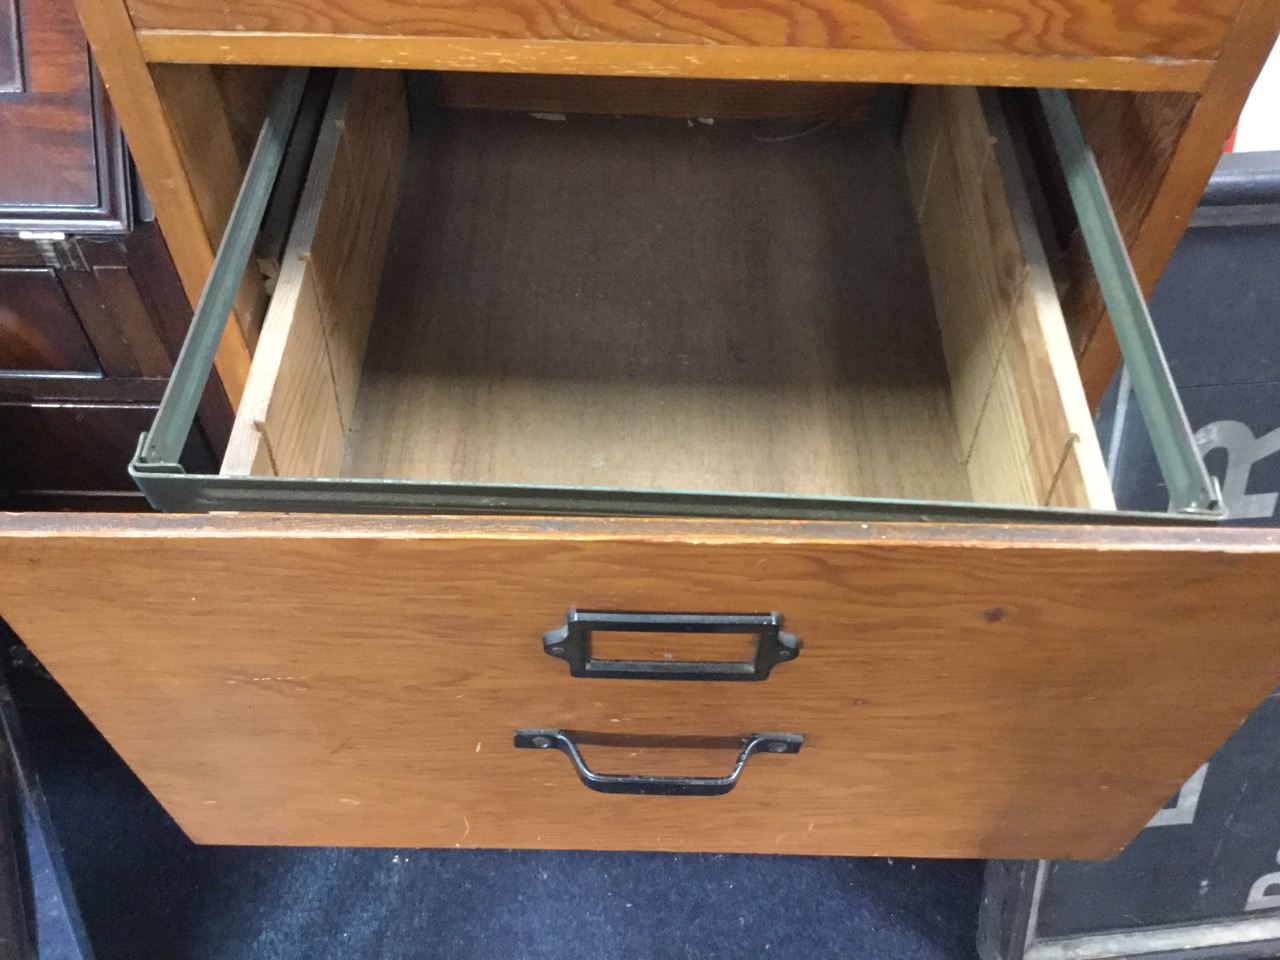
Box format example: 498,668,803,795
4,514,1280,858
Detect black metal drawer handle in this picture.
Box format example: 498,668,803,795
513,729,803,796
543,610,800,681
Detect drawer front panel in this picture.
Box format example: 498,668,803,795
1,513,1277,858
123,0,1238,63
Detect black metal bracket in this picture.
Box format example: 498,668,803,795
513,729,803,796
542,610,800,681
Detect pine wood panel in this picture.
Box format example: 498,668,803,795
1,513,1279,858
222,70,406,478
903,87,1109,509
979,93,1112,510
134,31,1214,92
905,87,1025,465
306,73,406,429
124,0,1238,61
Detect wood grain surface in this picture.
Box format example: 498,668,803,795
135,31,1214,92
908,87,1028,502
0,0,98,210
150,62,272,350
1,512,1279,858
79,265,174,377
904,87,1111,510
1063,89,1196,387
223,70,407,477
209,64,285,163
124,0,1237,61
432,73,881,121
342,107,970,500
0,0,138,234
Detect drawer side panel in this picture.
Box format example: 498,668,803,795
904,87,1112,510
221,69,407,478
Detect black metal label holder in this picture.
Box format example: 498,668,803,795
542,610,801,681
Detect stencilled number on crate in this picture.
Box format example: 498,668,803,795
1247,850,1280,911
1146,763,1208,828
1193,421,1280,520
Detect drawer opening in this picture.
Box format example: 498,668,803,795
217,70,1112,513
136,67,1219,521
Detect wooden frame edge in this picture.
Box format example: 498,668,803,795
137,31,1211,92
1075,0,1280,405
2,510,1280,548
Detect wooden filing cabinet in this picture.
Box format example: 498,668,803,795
0,0,1278,860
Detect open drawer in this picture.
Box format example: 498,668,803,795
132,68,1218,524
2,69,1278,862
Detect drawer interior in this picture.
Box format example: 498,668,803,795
221,71,1112,512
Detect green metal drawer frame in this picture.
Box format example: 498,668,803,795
130,68,1221,525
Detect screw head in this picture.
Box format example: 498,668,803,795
531,736,552,749
777,649,791,659
766,741,788,753
548,646,566,657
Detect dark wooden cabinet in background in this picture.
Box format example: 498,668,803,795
0,229,229,508
0,0,128,231
0,0,230,509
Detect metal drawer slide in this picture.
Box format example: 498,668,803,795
131,69,1220,525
